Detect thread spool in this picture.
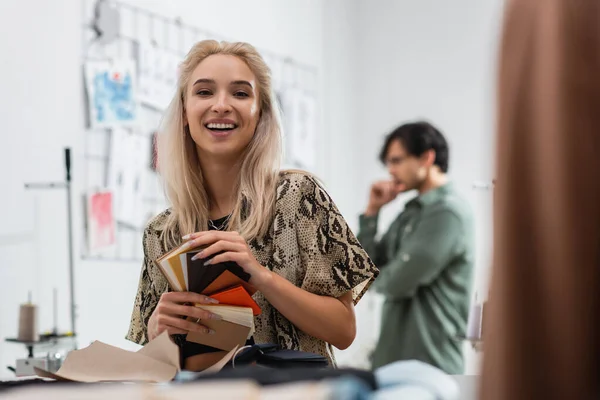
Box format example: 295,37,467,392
18,295,38,342
466,292,483,340
481,300,488,338
466,302,483,339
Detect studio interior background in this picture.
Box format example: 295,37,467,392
0,0,503,378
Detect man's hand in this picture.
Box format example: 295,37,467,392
365,180,405,216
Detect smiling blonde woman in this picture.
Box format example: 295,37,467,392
126,40,378,369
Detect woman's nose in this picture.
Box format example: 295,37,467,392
211,92,232,113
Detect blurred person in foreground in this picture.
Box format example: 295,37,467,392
480,0,600,398
357,121,474,374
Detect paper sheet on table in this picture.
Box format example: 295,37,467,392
34,332,179,383
34,331,239,383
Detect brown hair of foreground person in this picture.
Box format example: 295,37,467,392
479,0,600,399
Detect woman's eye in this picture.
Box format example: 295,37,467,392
196,89,212,96
234,91,249,98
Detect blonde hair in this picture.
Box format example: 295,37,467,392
157,40,282,247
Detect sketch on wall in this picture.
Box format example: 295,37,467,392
137,42,180,111
279,88,318,170
106,128,147,229
84,60,138,128
86,190,116,254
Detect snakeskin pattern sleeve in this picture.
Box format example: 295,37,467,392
125,216,166,345
294,173,379,303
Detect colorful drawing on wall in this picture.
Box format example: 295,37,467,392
84,60,138,129
86,190,116,253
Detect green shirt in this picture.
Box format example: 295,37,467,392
358,183,474,374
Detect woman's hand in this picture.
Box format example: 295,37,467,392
147,292,222,341
182,231,272,289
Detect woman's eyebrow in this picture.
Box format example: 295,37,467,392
192,78,215,86
230,80,253,89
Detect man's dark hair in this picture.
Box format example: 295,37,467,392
378,121,449,173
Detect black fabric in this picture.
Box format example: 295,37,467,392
257,349,328,368
177,364,378,390
185,251,205,293
186,215,250,293
187,258,250,293
232,343,328,369
232,343,279,364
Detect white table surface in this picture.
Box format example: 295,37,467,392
452,375,479,400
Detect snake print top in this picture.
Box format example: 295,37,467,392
126,171,379,365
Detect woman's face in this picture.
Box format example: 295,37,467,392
184,54,260,161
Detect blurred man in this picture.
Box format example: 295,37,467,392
358,121,474,374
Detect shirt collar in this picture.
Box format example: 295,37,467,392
406,182,454,209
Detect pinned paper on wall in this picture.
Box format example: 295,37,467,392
137,42,180,111
84,60,138,128
86,190,116,253
107,128,147,229
279,88,318,170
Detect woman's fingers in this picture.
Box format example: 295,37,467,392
204,251,247,267
159,291,219,305
158,302,222,322
156,314,214,335
182,231,244,250
181,232,205,241
191,240,246,261
183,230,241,241
163,327,188,336
151,291,222,338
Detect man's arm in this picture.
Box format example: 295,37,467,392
375,209,462,300
357,212,389,267
358,180,404,267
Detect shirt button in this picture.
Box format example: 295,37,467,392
405,225,412,233
402,253,411,262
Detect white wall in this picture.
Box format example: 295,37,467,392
0,0,87,378
0,0,503,378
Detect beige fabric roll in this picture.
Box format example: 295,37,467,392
18,304,38,342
